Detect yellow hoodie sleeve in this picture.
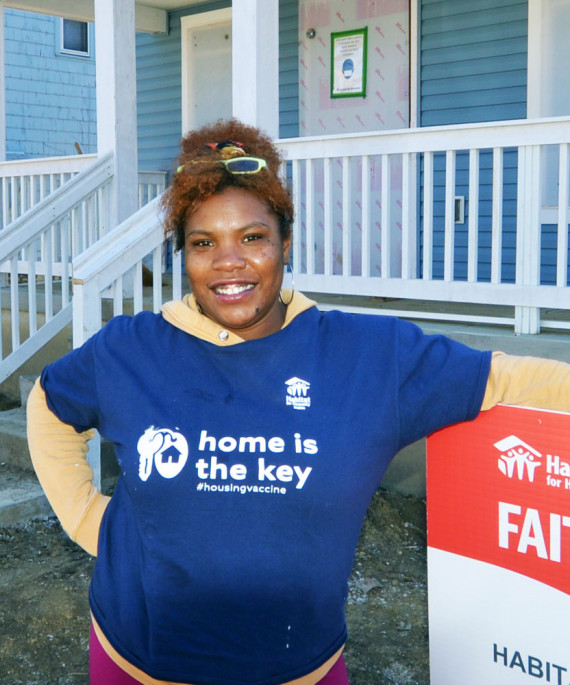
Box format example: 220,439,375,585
481,351,570,413
26,378,110,556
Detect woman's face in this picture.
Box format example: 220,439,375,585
184,187,292,341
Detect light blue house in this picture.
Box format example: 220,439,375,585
4,8,96,160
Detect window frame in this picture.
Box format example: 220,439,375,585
58,18,91,58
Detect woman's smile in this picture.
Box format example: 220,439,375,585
184,187,291,340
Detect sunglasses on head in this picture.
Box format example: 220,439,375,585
177,157,268,175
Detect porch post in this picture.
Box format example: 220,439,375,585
94,0,138,227
232,0,279,138
0,1,5,161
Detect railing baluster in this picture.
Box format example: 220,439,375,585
28,241,37,336
292,159,301,273
342,157,351,276
323,157,332,276
2,177,9,229
491,147,503,284
44,227,53,321
10,176,17,224
381,154,390,278
10,255,20,351
557,143,569,287
172,248,183,301
444,150,456,282
401,152,416,279
153,246,162,312
467,148,479,282
423,151,434,280
134,261,144,314
61,216,70,307
306,159,315,275
361,155,371,278
113,275,124,315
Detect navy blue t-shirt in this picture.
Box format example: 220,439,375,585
41,307,491,685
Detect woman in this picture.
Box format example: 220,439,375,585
27,119,570,685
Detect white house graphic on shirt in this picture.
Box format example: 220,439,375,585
285,377,311,410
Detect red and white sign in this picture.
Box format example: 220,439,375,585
427,405,570,684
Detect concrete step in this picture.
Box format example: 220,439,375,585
0,375,51,526
0,373,119,526
0,464,52,526
0,406,33,472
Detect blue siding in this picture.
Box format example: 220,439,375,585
5,9,96,160
419,0,528,283
420,0,527,125
279,0,299,139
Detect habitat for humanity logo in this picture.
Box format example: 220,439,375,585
494,435,542,483
137,427,189,481
285,377,311,410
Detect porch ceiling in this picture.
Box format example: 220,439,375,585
3,0,211,33
138,0,206,7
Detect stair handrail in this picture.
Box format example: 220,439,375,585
72,194,183,347
0,153,115,387
0,153,114,264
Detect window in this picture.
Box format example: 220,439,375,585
61,19,90,56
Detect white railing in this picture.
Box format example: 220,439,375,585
0,152,167,386
72,196,182,347
0,154,97,230
277,116,570,334
0,156,167,233
138,170,168,207
0,153,114,384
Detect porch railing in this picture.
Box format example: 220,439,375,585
276,116,570,334
0,155,168,232
0,154,97,230
72,196,182,348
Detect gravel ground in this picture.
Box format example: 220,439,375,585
0,488,429,685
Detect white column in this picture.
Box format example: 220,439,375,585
0,1,6,160
232,0,279,138
94,0,138,226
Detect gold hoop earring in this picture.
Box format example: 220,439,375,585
279,263,295,306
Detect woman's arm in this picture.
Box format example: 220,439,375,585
26,378,110,556
482,351,570,412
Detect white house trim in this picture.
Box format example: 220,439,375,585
409,0,419,129
95,0,138,226
4,0,167,33
527,0,542,119
232,0,279,138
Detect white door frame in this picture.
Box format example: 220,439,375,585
180,7,232,135
527,0,570,119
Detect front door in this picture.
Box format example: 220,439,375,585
181,9,232,135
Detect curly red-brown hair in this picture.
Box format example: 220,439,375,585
161,119,294,251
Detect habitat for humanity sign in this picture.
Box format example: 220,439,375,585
427,405,570,684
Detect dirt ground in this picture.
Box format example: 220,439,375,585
0,489,429,685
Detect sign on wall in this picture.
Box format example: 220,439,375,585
427,405,570,683
330,28,367,98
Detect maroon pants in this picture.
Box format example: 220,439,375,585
89,626,350,685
